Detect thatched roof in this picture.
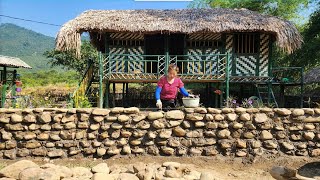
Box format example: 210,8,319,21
304,68,320,84
56,8,302,56
0,55,32,69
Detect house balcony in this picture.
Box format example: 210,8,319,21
103,53,275,83
104,53,231,83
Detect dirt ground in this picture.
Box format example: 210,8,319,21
1,154,319,180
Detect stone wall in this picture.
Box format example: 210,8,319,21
0,107,319,159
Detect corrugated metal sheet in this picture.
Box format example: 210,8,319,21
0,55,32,69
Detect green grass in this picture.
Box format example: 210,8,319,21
21,70,79,88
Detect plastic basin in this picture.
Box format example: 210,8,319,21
182,97,200,108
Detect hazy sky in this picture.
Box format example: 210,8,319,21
0,0,191,37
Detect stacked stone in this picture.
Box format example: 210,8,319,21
0,160,214,180
274,108,320,156
0,107,319,159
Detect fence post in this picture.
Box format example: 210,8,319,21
165,35,169,75
1,84,7,108
225,53,230,107
300,67,304,108
99,52,103,108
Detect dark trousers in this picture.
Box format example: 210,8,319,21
161,99,177,111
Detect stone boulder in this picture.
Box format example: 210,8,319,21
39,112,52,123
41,164,73,179
240,113,251,121
118,173,139,180
194,107,207,114
92,173,117,180
222,108,234,113
10,114,23,123
275,108,291,116
226,113,237,121
292,109,304,116
270,166,297,180
254,113,269,123
147,112,164,120
200,172,216,180
48,150,65,158
162,162,181,169
310,149,320,157
118,115,130,122
91,163,110,174
217,129,230,139
124,107,139,114
111,107,125,114
71,167,93,179
260,130,273,140
165,110,184,120
0,160,39,179
207,108,221,114
186,114,204,121
92,108,110,116
19,167,60,180
173,126,186,137
235,107,246,113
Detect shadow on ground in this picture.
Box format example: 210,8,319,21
298,161,320,179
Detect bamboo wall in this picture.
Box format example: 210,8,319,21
105,32,271,78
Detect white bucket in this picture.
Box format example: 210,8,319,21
182,97,200,108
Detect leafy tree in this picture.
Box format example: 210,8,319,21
189,0,314,21
44,40,99,75
189,0,318,69
280,2,320,69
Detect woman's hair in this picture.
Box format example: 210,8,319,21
168,64,179,73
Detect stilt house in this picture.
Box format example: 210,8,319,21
56,8,303,108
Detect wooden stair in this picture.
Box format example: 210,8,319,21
256,83,278,108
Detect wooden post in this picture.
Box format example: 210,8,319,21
3,66,6,83
256,33,261,76
165,34,169,75
104,33,110,108
12,70,17,108
208,83,212,107
1,67,7,108
240,84,244,100
1,84,6,108
104,81,109,108
126,83,129,107
280,84,285,107
218,82,222,108
214,83,218,108
300,67,304,108
113,83,116,107
98,52,103,108
122,83,125,107
225,53,230,107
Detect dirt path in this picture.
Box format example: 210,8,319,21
0,155,319,180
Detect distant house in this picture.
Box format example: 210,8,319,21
0,55,32,107
56,8,302,108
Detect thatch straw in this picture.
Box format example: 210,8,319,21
0,55,32,69
56,8,302,56
304,68,320,84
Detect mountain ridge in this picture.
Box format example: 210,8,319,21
0,23,59,72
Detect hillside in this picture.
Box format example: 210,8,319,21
0,23,59,71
